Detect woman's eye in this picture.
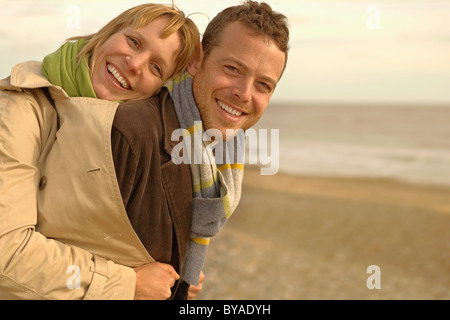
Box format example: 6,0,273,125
152,63,162,77
127,36,139,48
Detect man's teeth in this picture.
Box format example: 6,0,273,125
107,64,130,89
217,100,242,116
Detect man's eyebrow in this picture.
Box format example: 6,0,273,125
221,57,248,74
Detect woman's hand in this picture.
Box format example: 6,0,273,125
134,262,180,300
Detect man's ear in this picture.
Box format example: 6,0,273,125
187,44,204,76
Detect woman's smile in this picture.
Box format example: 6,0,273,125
106,63,130,89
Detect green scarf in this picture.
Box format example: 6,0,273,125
41,39,96,98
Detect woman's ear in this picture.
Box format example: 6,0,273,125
187,44,204,76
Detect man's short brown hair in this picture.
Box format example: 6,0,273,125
202,1,290,74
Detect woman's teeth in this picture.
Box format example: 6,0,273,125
217,100,242,116
107,64,130,89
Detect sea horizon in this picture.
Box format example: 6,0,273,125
251,101,450,187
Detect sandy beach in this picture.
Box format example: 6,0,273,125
198,166,450,300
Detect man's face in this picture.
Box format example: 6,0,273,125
188,21,286,138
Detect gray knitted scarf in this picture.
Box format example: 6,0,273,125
166,73,244,285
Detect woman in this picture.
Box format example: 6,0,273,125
0,3,200,300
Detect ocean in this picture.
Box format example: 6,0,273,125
251,102,450,187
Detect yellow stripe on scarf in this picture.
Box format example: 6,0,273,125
218,163,244,171
187,122,203,135
192,164,243,193
165,72,194,92
191,237,210,246
192,175,217,193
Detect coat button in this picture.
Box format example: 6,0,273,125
39,176,47,190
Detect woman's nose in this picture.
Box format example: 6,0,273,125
125,54,145,74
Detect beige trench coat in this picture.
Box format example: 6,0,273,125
0,61,154,299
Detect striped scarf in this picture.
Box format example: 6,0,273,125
166,73,244,285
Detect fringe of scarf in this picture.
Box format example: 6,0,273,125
166,73,244,285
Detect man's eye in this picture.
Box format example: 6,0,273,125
258,82,271,92
260,82,269,89
225,65,239,73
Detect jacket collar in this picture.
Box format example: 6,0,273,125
1,61,69,100
10,61,51,88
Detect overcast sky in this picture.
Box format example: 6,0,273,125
1,0,450,104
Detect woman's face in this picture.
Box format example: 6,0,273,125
91,16,181,101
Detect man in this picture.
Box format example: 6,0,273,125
112,1,290,300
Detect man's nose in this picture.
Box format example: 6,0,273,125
232,78,252,102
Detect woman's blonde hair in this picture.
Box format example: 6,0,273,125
70,3,200,80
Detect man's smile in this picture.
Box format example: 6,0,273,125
216,99,244,117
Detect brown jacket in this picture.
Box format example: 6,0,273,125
112,89,193,296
